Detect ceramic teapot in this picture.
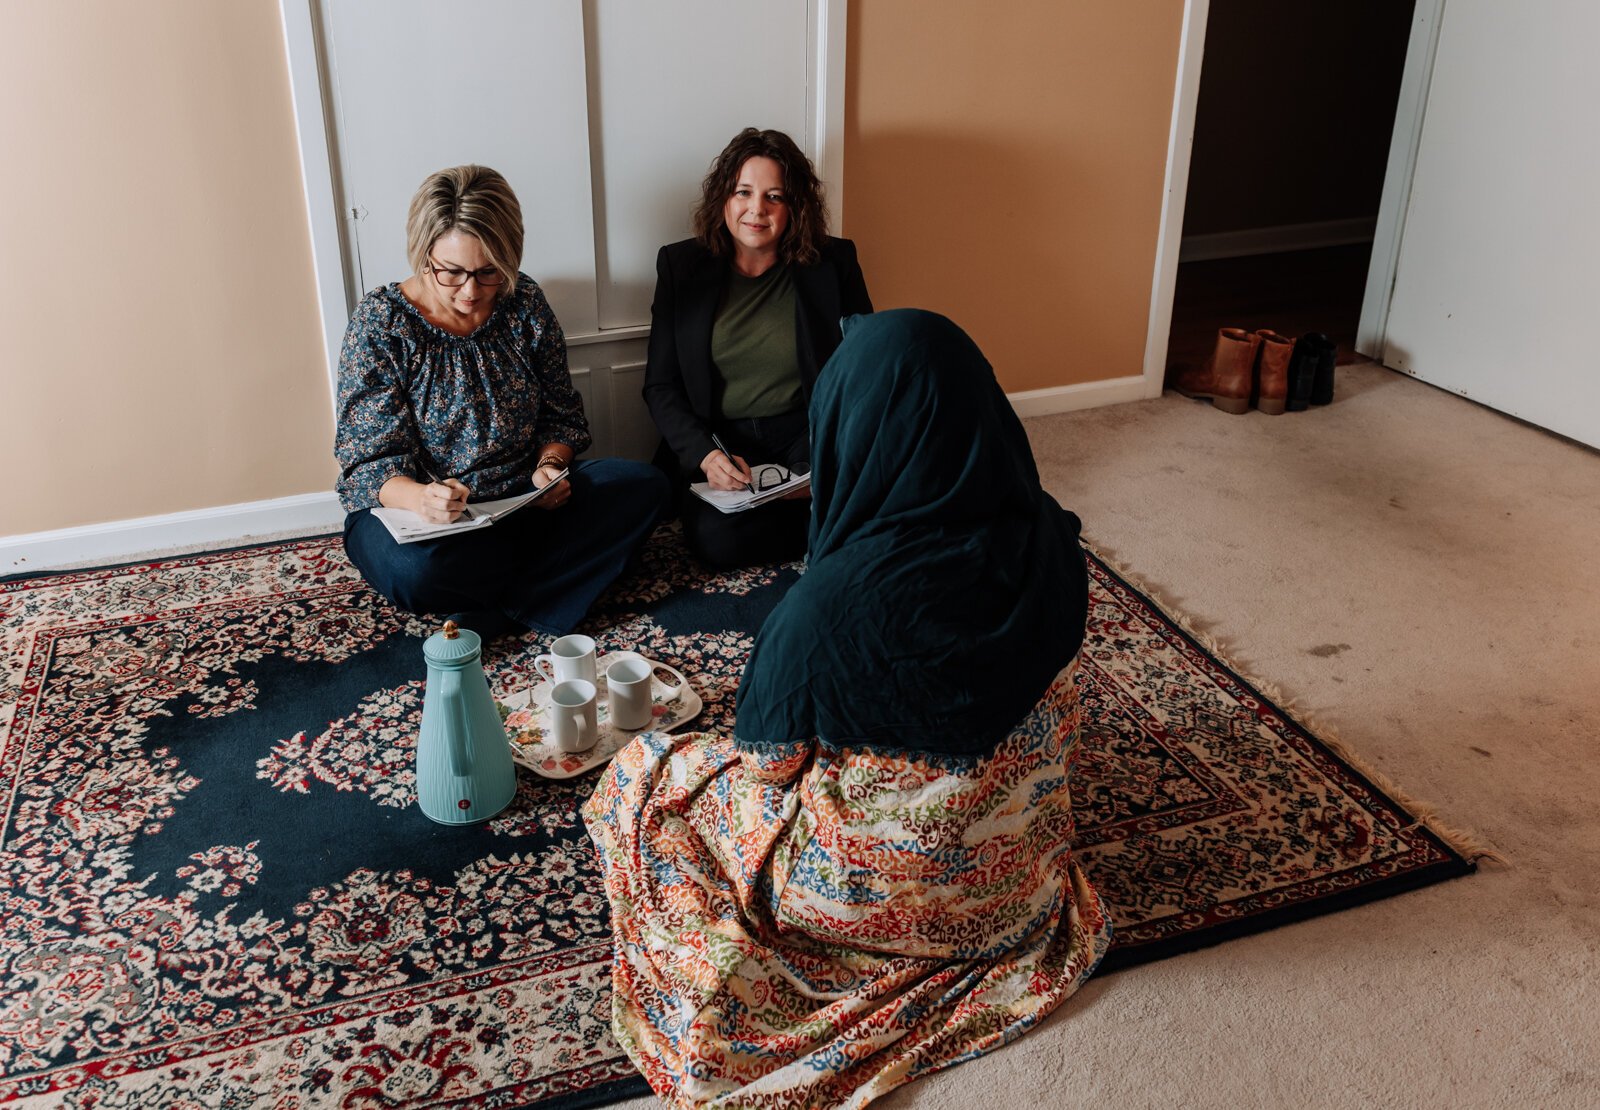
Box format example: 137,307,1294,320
416,620,516,824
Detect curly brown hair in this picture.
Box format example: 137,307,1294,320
691,128,829,267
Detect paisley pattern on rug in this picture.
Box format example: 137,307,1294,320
0,528,1471,1107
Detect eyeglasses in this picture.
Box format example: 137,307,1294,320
754,464,799,492
427,257,505,287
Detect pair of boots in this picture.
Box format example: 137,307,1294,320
1170,328,1336,415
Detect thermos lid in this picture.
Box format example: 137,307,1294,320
423,619,482,665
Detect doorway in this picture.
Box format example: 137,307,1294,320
1164,1,1416,383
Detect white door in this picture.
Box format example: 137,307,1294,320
1375,1,1600,448
587,0,808,329
321,0,601,332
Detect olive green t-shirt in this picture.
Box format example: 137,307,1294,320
711,264,802,419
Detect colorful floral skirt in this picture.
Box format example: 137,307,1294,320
581,660,1111,1108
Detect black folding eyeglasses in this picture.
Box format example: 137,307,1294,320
754,464,802,492
427,258,505,287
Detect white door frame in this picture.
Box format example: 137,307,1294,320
1139,0,1212,399
1356,0,1445,358
277,0,849,413
278,0,349,412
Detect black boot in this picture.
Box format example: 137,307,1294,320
1309,334,1337,405
1285,334,1322,412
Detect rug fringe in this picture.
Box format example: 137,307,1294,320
1081,539,1506,867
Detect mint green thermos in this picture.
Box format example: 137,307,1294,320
416,620,516,824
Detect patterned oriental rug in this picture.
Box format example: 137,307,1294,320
0,529,1475,1109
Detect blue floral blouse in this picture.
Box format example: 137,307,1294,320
334,275,592,512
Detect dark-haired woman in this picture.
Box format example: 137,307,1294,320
643,127,872,569
587,310,1111,1107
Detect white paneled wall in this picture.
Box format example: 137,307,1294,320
567,336,654,461
587,0,808,329
321,0,601,332
310,0,828,459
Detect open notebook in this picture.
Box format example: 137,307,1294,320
689,466,810,514
369,469,568,543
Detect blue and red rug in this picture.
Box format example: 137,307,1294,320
0,527,1473,1108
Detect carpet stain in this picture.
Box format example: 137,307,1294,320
1470,746,1493,758
1307,643,1352,657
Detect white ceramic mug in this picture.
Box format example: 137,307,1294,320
603,653,656,731
549,679,598,753
601,653,687,732
535,634,597,685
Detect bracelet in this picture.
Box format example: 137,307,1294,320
537,454,568,471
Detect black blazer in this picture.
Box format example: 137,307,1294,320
643,236,872,473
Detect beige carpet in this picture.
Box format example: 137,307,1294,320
613,361,1600,1109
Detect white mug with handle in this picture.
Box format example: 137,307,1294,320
549,679,598,753
602,652,686,732
535,634,597,685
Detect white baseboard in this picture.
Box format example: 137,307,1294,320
3,491,345,576
5,369,1148,576
1008,374,1155,418
1179,217,1377,264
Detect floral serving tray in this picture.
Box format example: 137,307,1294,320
496,654,702,779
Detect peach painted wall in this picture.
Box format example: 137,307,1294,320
844,0,1185,393
3,1,1191,538
0,2,334,536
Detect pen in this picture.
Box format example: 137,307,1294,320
709,433,754,493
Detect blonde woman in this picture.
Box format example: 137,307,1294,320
335,165,667,637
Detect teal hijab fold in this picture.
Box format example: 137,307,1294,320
733,309,1089,758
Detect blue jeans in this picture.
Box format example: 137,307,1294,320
343,458,669,635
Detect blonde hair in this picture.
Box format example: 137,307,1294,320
405,165,524,294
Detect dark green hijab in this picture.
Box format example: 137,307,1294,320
733,309,1088,758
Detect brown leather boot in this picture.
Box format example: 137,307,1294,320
1254,329,1295,415
1169,327,1259,415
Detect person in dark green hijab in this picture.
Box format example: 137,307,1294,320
734,306,1090,759
583,308,1110,1107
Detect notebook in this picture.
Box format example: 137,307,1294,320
688,467,810,514
370,469,568,543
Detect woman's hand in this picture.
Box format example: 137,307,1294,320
417,478,471,523
701,449,754,492
379,475,471,523
532,463,571,509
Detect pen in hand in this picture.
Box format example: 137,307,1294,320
424,466,475,520
709,433,754,493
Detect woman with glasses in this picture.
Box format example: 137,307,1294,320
643,127,872,568
335,164,667,637
587,310,1111,1107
